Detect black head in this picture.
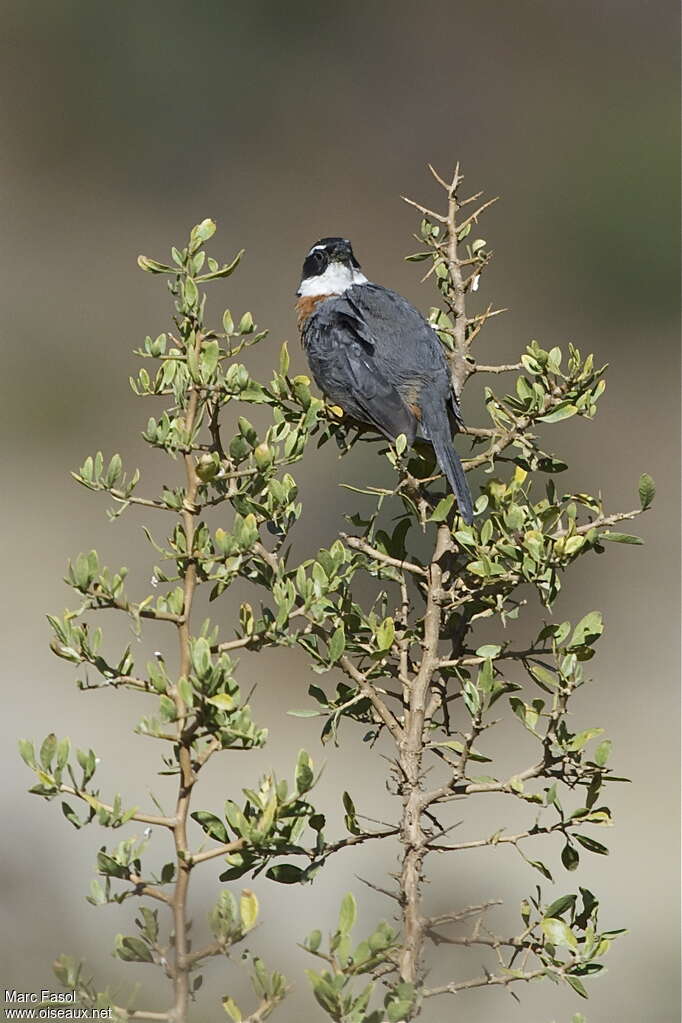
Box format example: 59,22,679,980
299,237,361,285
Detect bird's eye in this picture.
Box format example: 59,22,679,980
302,249,328,280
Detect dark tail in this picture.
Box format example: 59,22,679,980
424,410,474,525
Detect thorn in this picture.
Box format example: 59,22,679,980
420,259,441,284
355,875,401,902
427,163,450,190
467,307,509,324
449,162,462,198
457,197,500,233
432,818,464,838
401,195,447,223
356,813,396,829
460,190,484,207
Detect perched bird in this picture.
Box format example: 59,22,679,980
296,237,474,524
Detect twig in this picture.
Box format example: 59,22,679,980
426,821,565,852
128,872,174,905
170,331,202,1021
398,523,453,985
189,838,247,866
424,967,551,998
57,784,175,829
341,533,428,578
473,362,522,374
553,507,642,538
339,654,404,743
425,900,502,927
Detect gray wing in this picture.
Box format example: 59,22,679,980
343,283,463,427
303,300,417,442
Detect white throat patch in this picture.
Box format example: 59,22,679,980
298,261,368,297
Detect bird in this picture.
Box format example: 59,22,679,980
296,237,474,524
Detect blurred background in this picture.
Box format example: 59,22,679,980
1,2,679,1021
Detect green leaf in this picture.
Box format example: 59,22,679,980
240,889,259,931
547,345,562,370
429,494,454,521
61,802,83,829
137,255,174,274
600,531,643,545
571,611,603,648
574,834,609,855
564,534,586,556
192,218,216,245
118,936,154,963
542,917,577,949
544,894,576,919
594,739,612,767
376,617,395,651
202,339,220,377
328,625,345,663
191,810,229,844
462,678,481,717
178,678,193,707
386,1001,413,1022
238,312,254,334
106,453,122,486
528,858,553,880
206,693,234,711
279,341,290,376
18,739,36,768
161,862,175,883
295,750,314,794
158,695,176,721
529,664,558,691
638,472,655,510
538,403,578,423
338,892,357,935
56,737,70,772
266,863,304,884
520,356,540,378
306,971,342,1015
192,637,211,677
475,644,501,658
198,249,244,281
566,975,589,998
40,733,57,771
566,728,604,751
222,996,242,1021
454,528,477,547
432,739,491,762
562,841,580,871
183,277,199,306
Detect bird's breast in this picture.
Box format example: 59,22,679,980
296,294,333,334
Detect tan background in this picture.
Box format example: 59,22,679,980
1,3,679,1021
